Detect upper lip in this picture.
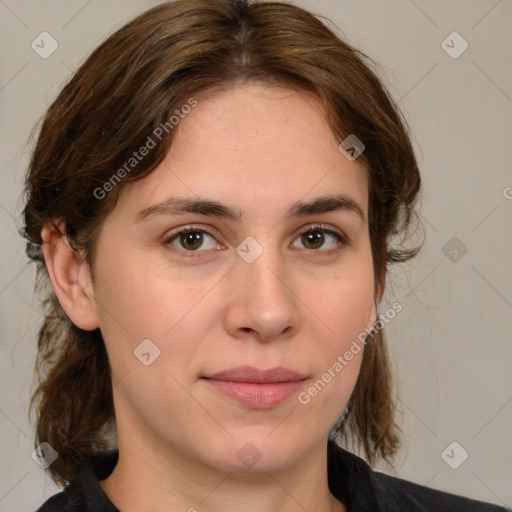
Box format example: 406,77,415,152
203,366,307,383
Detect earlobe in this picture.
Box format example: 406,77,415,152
366,292,383,334
366,239,388,332
366,299,378,333
40,221,99,331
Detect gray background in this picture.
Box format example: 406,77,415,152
1,0,511,510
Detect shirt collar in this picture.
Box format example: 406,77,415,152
72,441,379,511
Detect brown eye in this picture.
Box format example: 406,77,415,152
178,231,204,250
163,227,218,253
292,225,346,253
163,223,346,257
301,229,325,249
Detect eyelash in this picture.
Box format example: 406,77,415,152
162,223,347,257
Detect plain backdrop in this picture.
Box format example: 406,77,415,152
0,1,511,510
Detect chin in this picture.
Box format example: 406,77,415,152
204,431,306,474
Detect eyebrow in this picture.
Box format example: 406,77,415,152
135,193,365,224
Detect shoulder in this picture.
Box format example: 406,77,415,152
34,451,119,512
327,440,510,512
35,489,72,511
370,469,510,512
35,478,88,512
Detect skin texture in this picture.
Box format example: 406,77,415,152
41,83,383,512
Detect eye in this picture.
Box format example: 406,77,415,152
162,223,347,256
163,225,220,254
291,223,346,254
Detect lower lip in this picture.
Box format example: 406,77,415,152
203,379,306,408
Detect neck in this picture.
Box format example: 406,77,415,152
100,425,346,512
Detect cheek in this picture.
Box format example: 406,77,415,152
94,264,208,426
95,250,193,335
317,266,375,339
304,266,374,393
93,255,215,387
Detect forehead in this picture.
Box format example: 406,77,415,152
112,83,368,225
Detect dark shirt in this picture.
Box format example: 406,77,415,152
36,440,510,511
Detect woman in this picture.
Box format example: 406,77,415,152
20,0,508,510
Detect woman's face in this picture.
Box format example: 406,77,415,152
89,83,378,473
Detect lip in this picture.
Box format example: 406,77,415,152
203,365,307,383
202,366,308,409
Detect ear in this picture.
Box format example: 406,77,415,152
366,238,388,331
41,220,99,331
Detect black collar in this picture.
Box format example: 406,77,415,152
68,440,379,511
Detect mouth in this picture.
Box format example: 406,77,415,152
201,366,308,408
202,365,307,383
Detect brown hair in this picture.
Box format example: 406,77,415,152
20,0,422,486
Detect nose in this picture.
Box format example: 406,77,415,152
224,240,302,343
